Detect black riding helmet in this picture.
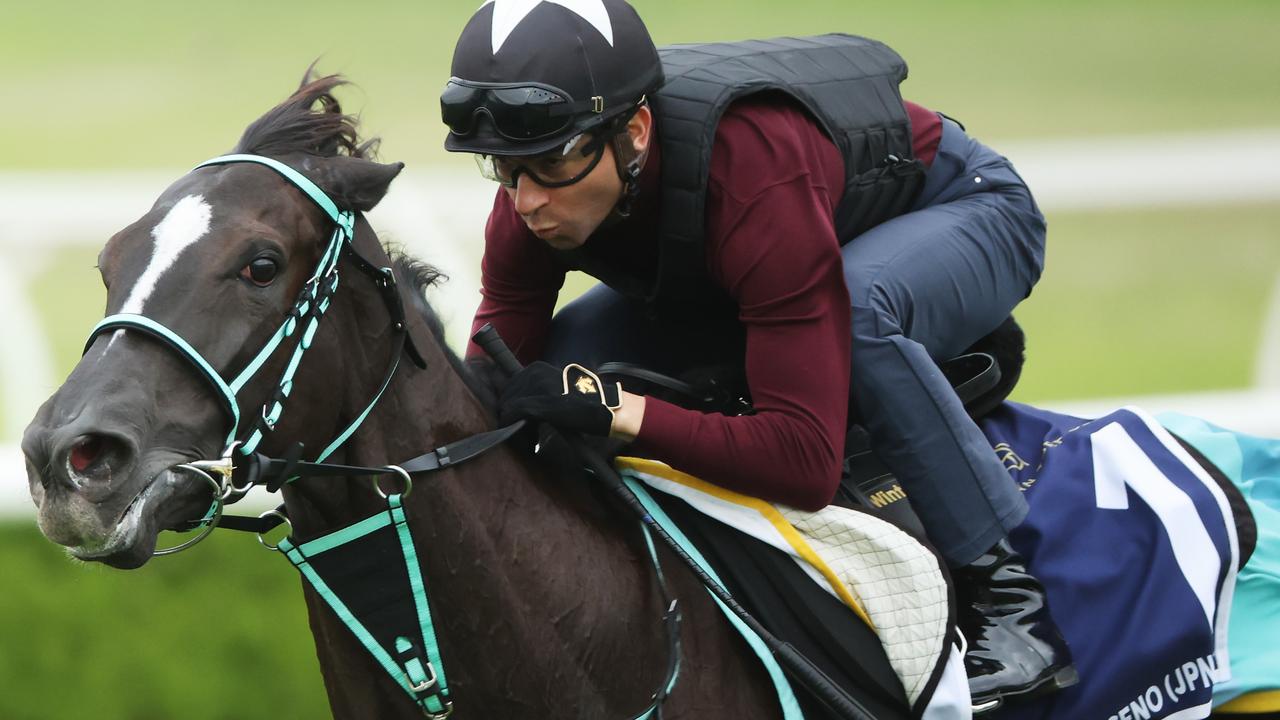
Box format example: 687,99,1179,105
442,0,664,158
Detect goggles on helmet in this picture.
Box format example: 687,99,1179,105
475,132,609,188
441,77,604,143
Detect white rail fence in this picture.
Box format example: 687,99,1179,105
3,129,1279,516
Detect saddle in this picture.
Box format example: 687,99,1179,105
591,321,1025,717
599,317,1273,719
599,316,1027,535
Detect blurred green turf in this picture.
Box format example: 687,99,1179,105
0,520,328,720
1013,201,1280,401
2,1,1278,169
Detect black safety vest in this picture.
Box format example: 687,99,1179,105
558,34,927,322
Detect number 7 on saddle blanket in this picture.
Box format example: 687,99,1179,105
616,404,1280,720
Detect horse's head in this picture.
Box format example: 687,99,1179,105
21,75,408,568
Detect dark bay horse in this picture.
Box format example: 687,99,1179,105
20,77,814,718
25,73,1275,720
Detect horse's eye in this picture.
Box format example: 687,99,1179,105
241,258,279,286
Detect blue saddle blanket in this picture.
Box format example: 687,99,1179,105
980,403,1253,720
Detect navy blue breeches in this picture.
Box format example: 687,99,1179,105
840,119,1045,564
546,119,1045,566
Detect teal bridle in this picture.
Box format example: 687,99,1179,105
80,154,684,718
80,152,471,716
83,153,423,549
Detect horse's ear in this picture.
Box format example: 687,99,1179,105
309,156,404,212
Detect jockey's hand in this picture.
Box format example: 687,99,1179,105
464,355,508,410
498,361,619,437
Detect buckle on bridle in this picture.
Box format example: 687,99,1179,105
396,636,450,717
261,403,280,432
409,660,437,693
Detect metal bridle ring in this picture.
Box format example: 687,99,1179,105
222,471,255,500
220,441,247,496
372,464,413,499
256,509,292,551
153,465,226,557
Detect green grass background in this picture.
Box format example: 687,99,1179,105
3,1,1278,718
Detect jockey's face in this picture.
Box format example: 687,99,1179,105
506,105,651,250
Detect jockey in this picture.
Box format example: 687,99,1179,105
443,0,1074,707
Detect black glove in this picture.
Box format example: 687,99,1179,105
497,361,619,437
463,355,508,410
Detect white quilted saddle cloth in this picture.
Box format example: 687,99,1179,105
616,457,952,706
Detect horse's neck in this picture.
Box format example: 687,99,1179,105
284,319,696,717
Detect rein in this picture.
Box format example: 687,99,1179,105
83,153,682,719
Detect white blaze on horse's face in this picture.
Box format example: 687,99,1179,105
107,194,212,348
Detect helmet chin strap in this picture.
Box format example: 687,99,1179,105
610,132,647,219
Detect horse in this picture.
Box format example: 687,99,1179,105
20,74,913,719
21,74,1279,719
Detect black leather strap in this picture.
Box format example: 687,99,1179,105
215,508,287,534
939,352,1001,408
597,362,753,417
176,503,287,534
240,421,527,487
340,243,428,370
598,363,703,403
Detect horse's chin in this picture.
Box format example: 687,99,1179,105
69,469,188,569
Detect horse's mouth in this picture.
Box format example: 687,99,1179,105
69,468,199,568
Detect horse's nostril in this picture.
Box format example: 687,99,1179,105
65,434,131,482
69,436,104,474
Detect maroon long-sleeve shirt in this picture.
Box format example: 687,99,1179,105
468,98,941,510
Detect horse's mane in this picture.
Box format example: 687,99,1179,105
234,71,379,159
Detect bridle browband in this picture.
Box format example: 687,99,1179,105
81,153,682,719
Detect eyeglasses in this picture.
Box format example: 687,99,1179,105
441,77,603,142
475,132,609,188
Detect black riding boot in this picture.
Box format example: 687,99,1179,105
955,538,1079,713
